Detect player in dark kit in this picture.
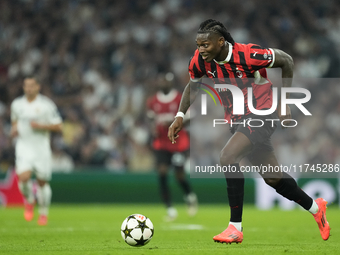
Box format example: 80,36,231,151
147,73,198,221
168,19,330,243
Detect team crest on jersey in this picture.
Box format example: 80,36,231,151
263,53,268,59
236,70,243,78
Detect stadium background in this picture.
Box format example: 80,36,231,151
0,0,340,208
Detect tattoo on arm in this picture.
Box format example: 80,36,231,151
179,80,200,113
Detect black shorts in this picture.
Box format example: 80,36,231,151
230,112,278,153
154,150,187,167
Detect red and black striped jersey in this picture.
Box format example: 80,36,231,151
188,42,275,121
147,89,190,152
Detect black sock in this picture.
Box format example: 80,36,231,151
177,179,191,195
225,163,244,222
159,174,171,207
274,172,313,210
175,168,191,195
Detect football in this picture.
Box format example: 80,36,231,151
120,214,154,246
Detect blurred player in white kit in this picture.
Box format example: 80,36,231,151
10,77,63,225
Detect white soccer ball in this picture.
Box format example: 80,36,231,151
121,214,154,247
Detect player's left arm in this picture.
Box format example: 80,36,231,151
146,99,158,138
31,100,63,133
30,122,63,132
270,48,294,123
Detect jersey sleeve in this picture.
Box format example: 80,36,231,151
47,101,62,125
248,44,275,70
188,50,205,81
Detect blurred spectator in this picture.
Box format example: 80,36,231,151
62,108,85,152
51,146,75,173
128,121,154,172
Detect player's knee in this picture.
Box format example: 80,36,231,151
220,150,237,166
157,164,168,175
36,179,47,187
18,171,31,183
264,178,281,187
174,168,185,181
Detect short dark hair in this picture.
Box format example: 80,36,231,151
24,75,41,85
197,19,235,45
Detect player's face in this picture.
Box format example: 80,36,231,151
23,78,40,98
158,77,171,94
196,33,224,63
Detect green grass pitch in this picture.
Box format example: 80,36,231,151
1,204,339,255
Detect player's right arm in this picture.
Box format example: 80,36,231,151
168,51,204,144
167,79,200,144
10,99,19,138
10,121,18,138
35,98,63,133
